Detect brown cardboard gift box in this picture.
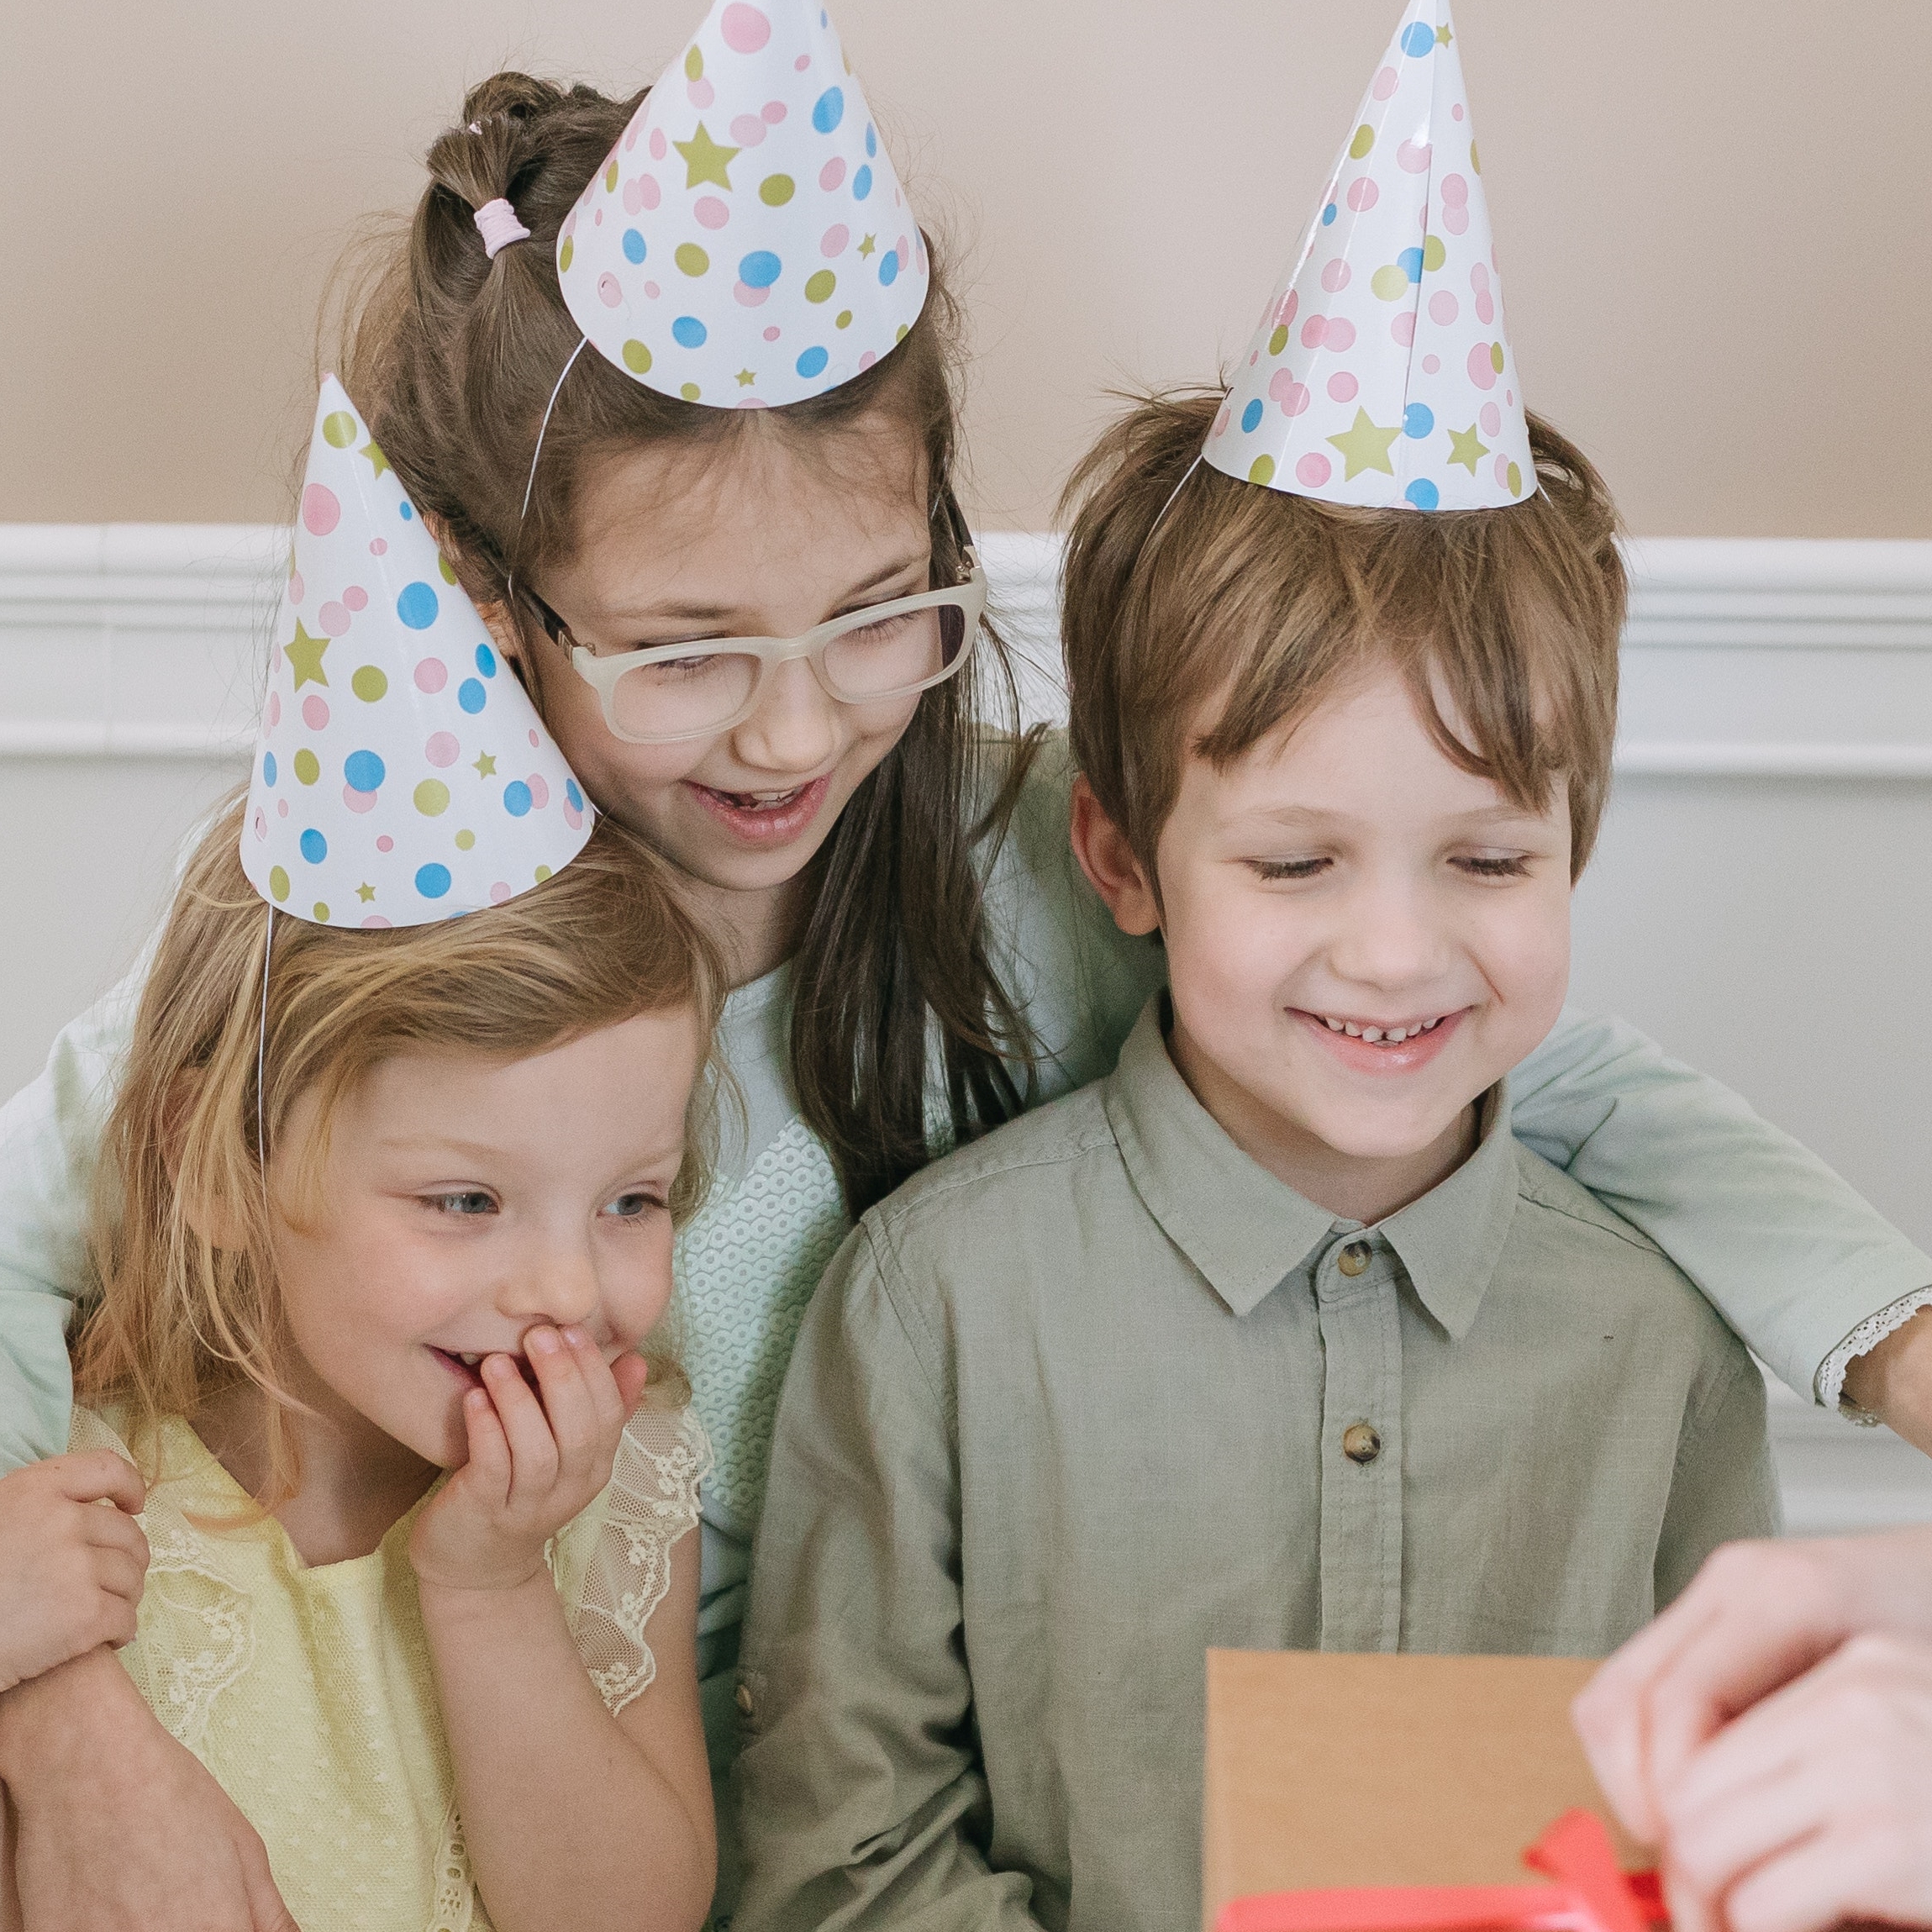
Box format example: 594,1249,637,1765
1203,1650,1653,1932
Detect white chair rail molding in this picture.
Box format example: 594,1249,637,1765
3,524,1931,1536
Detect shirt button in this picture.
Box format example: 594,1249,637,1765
1342,1422,1382,1464
1337,1241,1371,1277
734,1682,754,1718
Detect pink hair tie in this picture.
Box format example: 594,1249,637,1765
473,197,531,260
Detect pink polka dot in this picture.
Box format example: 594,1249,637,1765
302,694,329,730
343,586,368,612
625,127,637,150
318,600,350,636
564,804,585,830
414,658,448,693
490,883,513,905
1506,389,1515,407
343,784,377,814
1452,103,1465,121
650,129,667,161
1277,288,1300,328
597,272,624,308
644,281,661,299
1468,342,1499,389
1301,315,1328,349
368,538,387,556
762,100,786,124
1320,259,1351,292
1480,402,1502,435
1371,66,1399,100
1471,262,1491,292
1212,404,1231,439
1421,354,1440,374
1296,453,1333,488
763,324,782,342
794,53,810,71
266,692,282,728
858,350,877,371
1493,453,1513,489
593,209,603,226
1327,371,1359,403
687,77,715,108
1429,291,1458,324
694,196,729,229
528,729,540,749
1398,140,1432,174
288,572,304,603
1248,350,1259,368
526,775,550,809
640,174,662,211
1268,375,1310,416
1346,177,1380,213
361,916,392,929
1392,311,1418,346
822,224,849,256
376,834,394,853
820,156,846,192
425,732,460,768
730,114,767,147
735,282,771,307
1442,205,1470,236
253,808,266,842
277,798,290,819
720,3,771,52
1476,291,1496,324
301,484,340,536
1324,318,1356,351
1441,174,1469,208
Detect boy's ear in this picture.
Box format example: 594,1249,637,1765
1070,775,1162,939
162,1074,252,1252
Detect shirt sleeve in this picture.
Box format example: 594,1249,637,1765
1510,1008,1932,1405
0,963,145,1472
733,1224,1045,1932
1653,1350,1782,1611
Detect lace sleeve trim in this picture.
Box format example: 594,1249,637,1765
1815,1285,1932,1421
551,1401,711,1717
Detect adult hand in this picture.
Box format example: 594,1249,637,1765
1656,1630,1932,1932
0,1646,296,1931
1571,1525,1932,1845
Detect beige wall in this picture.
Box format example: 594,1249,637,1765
4,0,1927,535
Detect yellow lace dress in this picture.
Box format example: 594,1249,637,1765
68,1400,710,1932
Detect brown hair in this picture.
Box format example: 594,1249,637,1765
73,801,726,1503
327,72,1038,1214
1061,391,1627,882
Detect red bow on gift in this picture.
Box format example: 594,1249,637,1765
1216,1809,1665,1932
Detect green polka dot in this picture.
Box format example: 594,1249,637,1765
414,779,450,817
604,160,619,192
835,308,853,329
293,750,319,786
1507,461,1523,495
676,243,709,277
268,866,289,903
895,324,908,343
534,865,553,883
1471,140,1481,173
1422,235,1446,272
1349,124,1375,159
312,903,330,923
622,340,652,374
1268,324,1291,356
1248,455,1277,487
351,666,387,703
804,269,836,303
439,554,457,586
559,238,574,274
759,174,795,207
1371,265,1410,302
684,44,703,80
680,382,701,402
455,829,476,850
1491,341,1506,373
321,411,357,449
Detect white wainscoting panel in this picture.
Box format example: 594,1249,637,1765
4,524,1931,1536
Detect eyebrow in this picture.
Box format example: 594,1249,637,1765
1231,801,1553,833
613,549,933,628
378,1135,687,1170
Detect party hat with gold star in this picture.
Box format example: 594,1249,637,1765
240,377,593,929
1204,0,1533,511
556,0,929,409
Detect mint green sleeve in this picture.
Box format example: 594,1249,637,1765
0,965,143,1471
1511,1008,1931,1405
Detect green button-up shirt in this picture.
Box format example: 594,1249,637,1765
734,999,1779,1932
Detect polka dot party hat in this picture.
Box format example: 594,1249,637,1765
1204,0,1534,512
240,377,594,929
555,0,929,408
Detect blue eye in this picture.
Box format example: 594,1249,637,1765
429,1191,496,1216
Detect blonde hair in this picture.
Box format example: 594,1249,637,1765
74,798,726,1503
1061,392,1628,882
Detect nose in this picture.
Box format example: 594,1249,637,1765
729,655,840,775
1325,866,1453,992
502,1232,602,1336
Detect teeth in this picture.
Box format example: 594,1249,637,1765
459,1352,481,1366
1320,1014,1445,1045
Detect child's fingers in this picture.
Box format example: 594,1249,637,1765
91,1541,148,1608
48,1450,147,1516
460,1385,513,1504
609,1347,650,1419
524,1326,602,1485
82,1502,150,1575
482,1351,560,1499
565,1327,629,1434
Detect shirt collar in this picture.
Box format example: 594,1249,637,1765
1103,997,1520,1335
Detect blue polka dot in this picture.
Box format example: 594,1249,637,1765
399,502,413,520
622,229,647,264
1321,202,1338,226
503,782,534,818
415,864,452,900
396,582,440,629
878,250,899,287
1240,398,1264,434
1403,403,1435,440
672,315,708,349
853,165,873,201
566,779,584,812
1401,20,1437,55
1405,479,1441,512
344,750,385,793
262,752,277,787
813,87,845,133
475,643,497,677
796,345,829,379
739,250,783,289
865,124,877,158
458,678,487,714
299,829,328,864
1397,245,1425,284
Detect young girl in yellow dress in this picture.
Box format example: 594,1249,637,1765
0,380,726,1932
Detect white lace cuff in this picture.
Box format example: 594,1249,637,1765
1814,1286,1932,1422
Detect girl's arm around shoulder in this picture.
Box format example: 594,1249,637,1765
1512,1008,1932,1443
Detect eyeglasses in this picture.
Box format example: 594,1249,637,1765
527,556,987,747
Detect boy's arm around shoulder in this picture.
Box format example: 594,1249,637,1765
734,1217,1047,1932
1512,1008,1932,1418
